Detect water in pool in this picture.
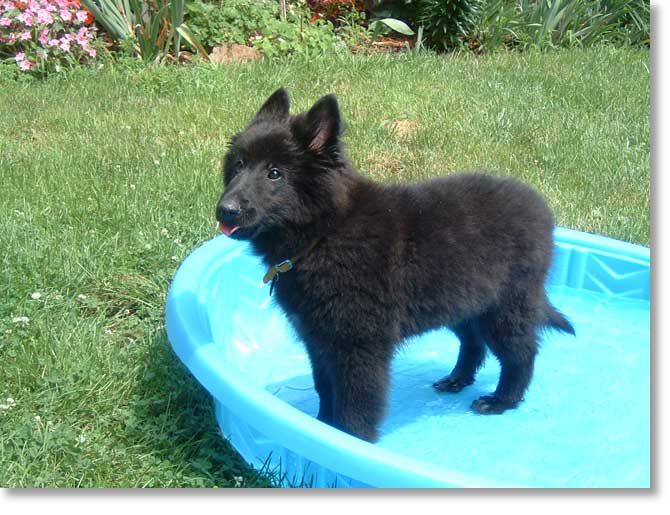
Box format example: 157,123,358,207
264,285,650,488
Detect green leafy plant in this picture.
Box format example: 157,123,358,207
471,0,520,51
358,0,649,53
417,0,483,50
515,0,619,49
252,9,348,60
184,0,269,48
367,1,417,37
471,0,650,53
368,17,414,37
334,6,370,46
368,0,420,24
609,0,650,46
184,0,367,59
81,0,208,62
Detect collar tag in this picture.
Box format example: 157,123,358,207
265,260,293,296
262,239,320,294
262,259,294,285
276,259,294,274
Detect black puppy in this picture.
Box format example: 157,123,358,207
216,88,574,442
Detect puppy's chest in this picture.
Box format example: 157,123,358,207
274,250,362,307
271,269,336,346
273,263,348,316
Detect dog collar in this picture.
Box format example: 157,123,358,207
263,238,320,295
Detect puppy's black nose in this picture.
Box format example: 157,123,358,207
216,202,240,223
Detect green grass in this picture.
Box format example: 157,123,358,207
0,46,649,487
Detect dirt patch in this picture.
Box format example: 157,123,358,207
360,151,404,178
384,119,420,140
352,34,416,53
209,44,261,64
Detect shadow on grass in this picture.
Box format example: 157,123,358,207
124,329,274,488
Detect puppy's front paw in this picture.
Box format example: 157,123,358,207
337,422,379,443
471,395,519,414
433,375,473,393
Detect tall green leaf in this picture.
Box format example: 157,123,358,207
81,0,208,63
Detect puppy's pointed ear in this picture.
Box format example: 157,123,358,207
252,88,290,124
303,94,341,153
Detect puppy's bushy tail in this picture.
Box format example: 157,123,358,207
545,302,575,335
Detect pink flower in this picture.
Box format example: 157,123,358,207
14,52,25,62
87,48,96,58
7,32,16,43
19,60,33,71
48,38,58,47
59,39,70,51
0,17,11,27
17,12,34,27
36,9,53,25
60,9,71,22
75,10,87,23
19,30,31,40
38,28,48,45
75,30,87,46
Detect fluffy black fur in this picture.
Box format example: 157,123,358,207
215,88,575,442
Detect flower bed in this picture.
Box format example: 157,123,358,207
0,0,98,73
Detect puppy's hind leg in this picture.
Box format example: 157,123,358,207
472,301,540,414
433,319,486,393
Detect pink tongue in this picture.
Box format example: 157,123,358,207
219,222,240,236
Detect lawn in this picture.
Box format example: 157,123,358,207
0,46,649,487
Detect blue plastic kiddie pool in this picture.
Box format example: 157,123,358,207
165,227,650,488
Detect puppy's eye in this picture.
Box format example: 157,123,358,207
268,167,282,180
236,158,244,170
